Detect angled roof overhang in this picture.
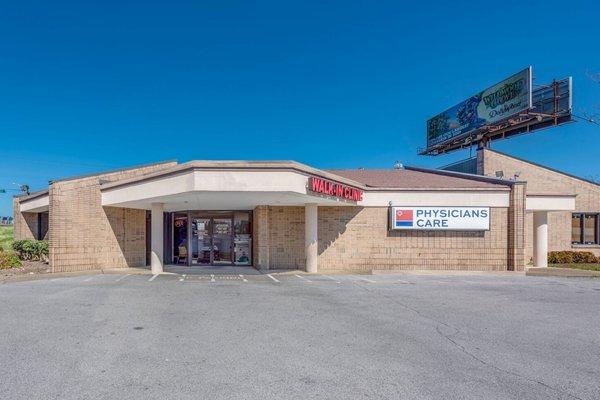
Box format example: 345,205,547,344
18,190,49,213
100,161,366,211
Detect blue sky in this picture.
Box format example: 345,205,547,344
1,0,599,216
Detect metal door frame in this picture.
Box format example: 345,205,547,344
187,212,234,266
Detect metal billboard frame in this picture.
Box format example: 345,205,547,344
419,74,572,156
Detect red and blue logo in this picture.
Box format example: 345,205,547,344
395,209,413,227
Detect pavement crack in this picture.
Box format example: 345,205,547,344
357,283,584,400
434,325,584,400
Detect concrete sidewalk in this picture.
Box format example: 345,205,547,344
526,266,600,277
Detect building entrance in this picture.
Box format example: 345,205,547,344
171,211,252,267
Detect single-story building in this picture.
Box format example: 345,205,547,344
15,150,594,274
443,148,600,262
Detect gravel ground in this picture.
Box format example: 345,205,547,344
0,260,50,279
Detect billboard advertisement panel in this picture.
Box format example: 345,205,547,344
426,67,532,150
390,207,490,231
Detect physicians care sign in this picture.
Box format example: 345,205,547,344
390,207,490,231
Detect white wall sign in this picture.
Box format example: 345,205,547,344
390,206,490,231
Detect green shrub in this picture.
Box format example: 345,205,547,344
0,251,21,269
572,251,597,263
547,251,598,264
11,240,49,261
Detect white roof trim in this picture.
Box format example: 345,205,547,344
101,168,512,210
526,195,576,211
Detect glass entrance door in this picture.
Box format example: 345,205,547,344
189,214,234,265
192,217,212,265
212,218,233,264
172,211,251,267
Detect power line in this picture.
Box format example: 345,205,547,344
573,113,600,126
0,155,120,169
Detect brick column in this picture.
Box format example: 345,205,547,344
253,206,270,270
507,182,526,271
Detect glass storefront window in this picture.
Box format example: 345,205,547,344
583,215,597,245
234,212,251,234
571,214,581,244
192,217,211,264
170,211,252,266
234,212,252,265
212,218,233,264
173,213,188,264
572,213,599,245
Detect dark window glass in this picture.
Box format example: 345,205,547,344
583,215,597,245
234,212,252,265
572,214,582,244
173,213,188,263
571,213,599,245
234,211,251,234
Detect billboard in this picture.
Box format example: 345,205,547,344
426,67,532,150
390,207,490,231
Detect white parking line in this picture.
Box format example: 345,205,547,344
239,274,248,282
149,274,159,282
266,274,280,283
83,276,95,282
179,274,186,282
116,274,131,282
397,279,411,284
210,274,215,282
353,275,375,283
323,275,341,284
295,274,312,282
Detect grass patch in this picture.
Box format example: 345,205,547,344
549,263,600,272
0,225,13,251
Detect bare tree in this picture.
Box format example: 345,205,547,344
577,70,600,125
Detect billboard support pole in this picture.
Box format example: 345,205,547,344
477,136,490,150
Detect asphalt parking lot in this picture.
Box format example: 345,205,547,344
1,272,599,400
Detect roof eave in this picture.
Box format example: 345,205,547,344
100,161,369,191
404,166,520,187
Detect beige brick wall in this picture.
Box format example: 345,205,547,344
259,205,511,272
319,207,510,272
252,205,270,269
268,206,305,269
47,162,176,272
481,149,600,259
12,198,49,241
13,198,38,241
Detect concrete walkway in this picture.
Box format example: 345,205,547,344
164,264,262,275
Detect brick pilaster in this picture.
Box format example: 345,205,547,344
507,182,526,271
253,205,270,270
